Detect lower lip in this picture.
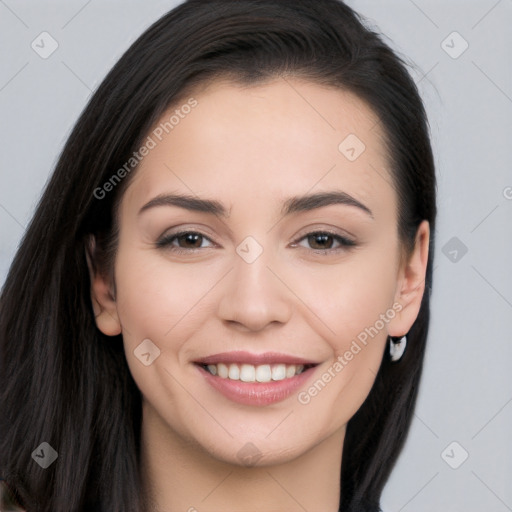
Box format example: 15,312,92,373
195,364,317,406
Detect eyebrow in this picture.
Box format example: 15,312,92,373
282,191,373,218
139,193,228,217
138,190,373,219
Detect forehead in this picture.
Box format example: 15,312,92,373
122,77,395,221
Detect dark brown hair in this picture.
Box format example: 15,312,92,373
0,1,436,510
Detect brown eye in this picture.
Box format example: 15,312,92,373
294,231,356,253
156,231,214,252
307,233,335,250
175,232,204,248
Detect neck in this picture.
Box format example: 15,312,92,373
140,400,344,512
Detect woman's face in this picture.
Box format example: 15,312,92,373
91,77,428,467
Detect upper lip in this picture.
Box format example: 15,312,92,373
195,351,320,366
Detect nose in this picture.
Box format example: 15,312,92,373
216,241,292,333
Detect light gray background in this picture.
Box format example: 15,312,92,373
1,1,511,510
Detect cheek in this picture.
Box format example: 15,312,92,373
111,242,232,404
112,246,214,416
288,248,397,419
286,247,398,350
113,243,217,342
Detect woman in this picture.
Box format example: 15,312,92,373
0,0,436,510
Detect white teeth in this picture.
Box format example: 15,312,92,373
255,364,271,382
271,364,286,381
217,363,229,378
240,364,256,382
203,362,309,381
228,364,240,380
285,365,296,378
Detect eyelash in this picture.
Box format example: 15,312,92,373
156,230,356,256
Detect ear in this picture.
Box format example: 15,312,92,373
388,220,430,337
85,235,122,336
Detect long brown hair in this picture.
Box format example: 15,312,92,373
0,1,436,510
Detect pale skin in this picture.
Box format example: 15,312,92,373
87,77,429,512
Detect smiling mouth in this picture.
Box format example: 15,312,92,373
196,362,317,383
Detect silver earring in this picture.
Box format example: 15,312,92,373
389,335,407,362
